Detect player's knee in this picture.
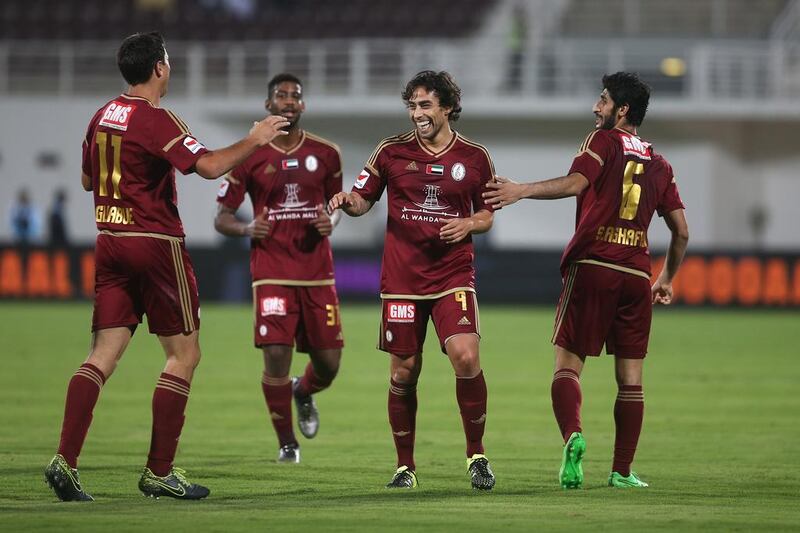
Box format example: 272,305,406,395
391,365,419,385
449,348,480,377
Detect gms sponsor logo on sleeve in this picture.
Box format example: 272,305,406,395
217,180,230,198
354,170,370,189
183,136,205,154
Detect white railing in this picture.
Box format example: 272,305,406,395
0,38,798,104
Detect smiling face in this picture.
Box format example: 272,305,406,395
406,86,452,142
266,81,305,130
592,88,624,130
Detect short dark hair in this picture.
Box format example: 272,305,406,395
402,70,462,122
117,32,166,86
268,73,303,97
602,72,651,127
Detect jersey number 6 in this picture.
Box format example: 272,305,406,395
619,160,644,220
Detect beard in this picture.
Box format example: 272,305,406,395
598,107,618,130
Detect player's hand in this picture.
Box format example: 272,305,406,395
327,191,354,212
245,207,272,240
483,176,525,208
249,115,290,146
651,276,674,305
311,204,333,236
440,217,475,244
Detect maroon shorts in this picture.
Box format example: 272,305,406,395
253,283,343,352
379,289,480,357
552,262,652,359
92,233,200,336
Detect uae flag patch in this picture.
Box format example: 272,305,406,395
281,159,299,170
426,164,444,175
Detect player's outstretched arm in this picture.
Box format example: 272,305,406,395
440,209,493,244
327,191,373,217
652,208,689,305
214,204,272,239
483,173,590,207
195,116,290,180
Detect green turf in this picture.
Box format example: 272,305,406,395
0,302,798,531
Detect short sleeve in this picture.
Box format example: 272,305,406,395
149,109,209,175
324,146,344,202
216,165,248,210
656,163,685,216
568,130,613,185
471,148,496,213
81,122,93,177
352,143,388,202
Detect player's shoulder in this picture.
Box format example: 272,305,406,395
304,131,342,157
577,128,616,149
374,130,416,153
455,133,493,159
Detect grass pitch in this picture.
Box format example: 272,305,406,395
0,302,798,531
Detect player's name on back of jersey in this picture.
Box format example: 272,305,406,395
596,226,647,248
95,205,134,225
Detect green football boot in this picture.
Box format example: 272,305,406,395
467,454,496,491
385,466,418,489
138,467,210,500
608,471,649,488
44,454,94,501
559,432,586,489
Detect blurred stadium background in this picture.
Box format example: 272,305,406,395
1,0,799,306
1,2,799,531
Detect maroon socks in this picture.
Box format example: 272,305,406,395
551,368,582,441
388,379,417,470
146,373,190,477
612,385,644,476
455,371,487,457
57,363,107,468
295,362,333,397
261,373,297,447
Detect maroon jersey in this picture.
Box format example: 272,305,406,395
564,128,684,277
82,94,209,237
354,130,495,297
218,131,342,284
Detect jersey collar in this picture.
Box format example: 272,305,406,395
270,130,306,155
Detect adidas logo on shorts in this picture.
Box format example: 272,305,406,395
457,316,471,326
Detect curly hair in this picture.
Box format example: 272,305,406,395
401,70,462,122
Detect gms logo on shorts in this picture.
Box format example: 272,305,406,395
261,297,287,316
387,302,415,323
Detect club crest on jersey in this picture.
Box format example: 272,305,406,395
451,162,466,181
217,180,230,198
387,302,416,323
260,297,287,317
183,136,205,154
305,155,318,172
426,164,444,175
354,170,370,189
282,159,299,170
99,101,136,131
620,134,652,160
